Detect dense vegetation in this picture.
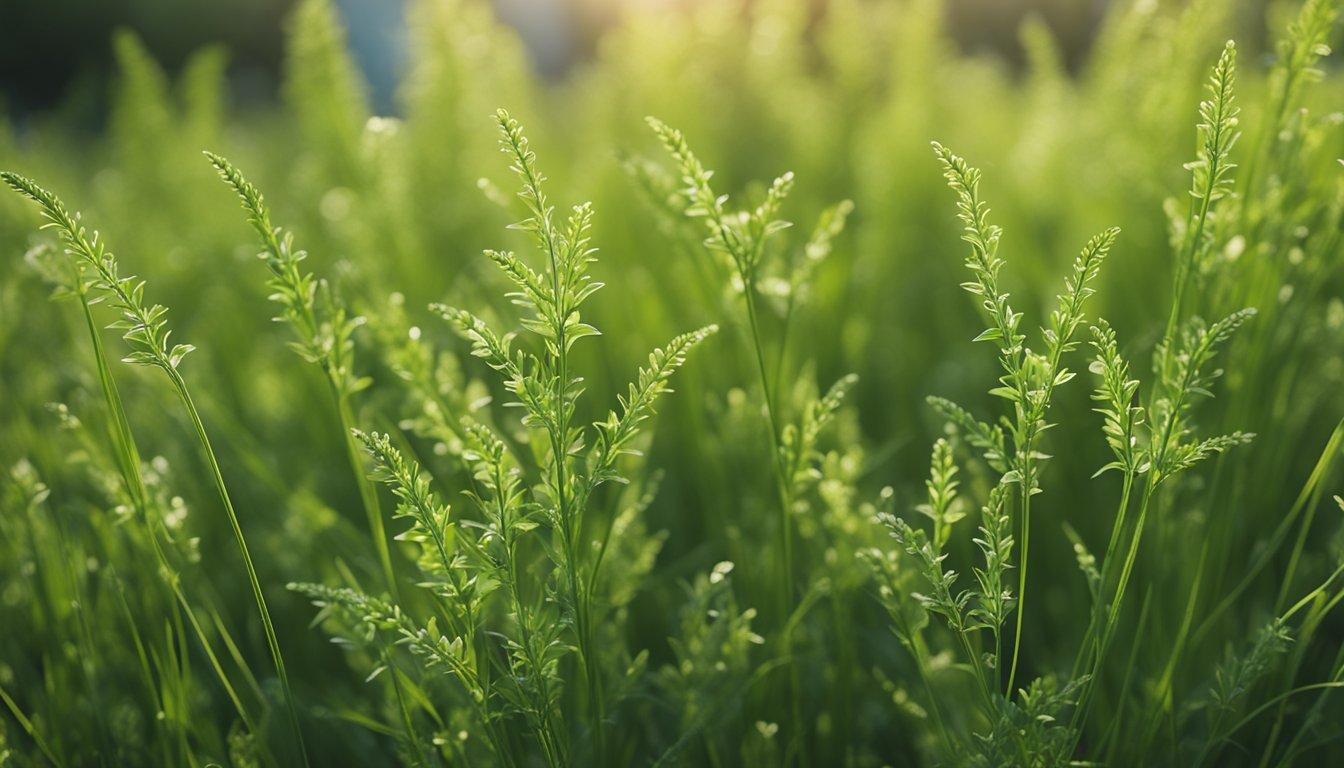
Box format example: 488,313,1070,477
2,0,1344,765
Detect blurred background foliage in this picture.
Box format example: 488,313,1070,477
1,0,1343,765
0,0,1288,117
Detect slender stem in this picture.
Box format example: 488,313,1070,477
173,571,260,737
0,683,63,767
1006,488,1029,696
584,488,623,601
80,289,266,743
552,247,591,768
168,373,309,767
1104,483,1156,658
993,619,1003,704
380,642,428,767
957,623,995,712
1273,468,1332,613
110,575,169,760
906,633,954,755
742,278,793,606
1138,545,1207,754
498,464,563,768
336,393,399,601
1064,471,1135,757
1075,479,1165,758
1163,188,1213,355
1075,471,1135,679
1098,588,1154,765
742,274,806,766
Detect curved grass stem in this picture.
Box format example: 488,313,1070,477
169,373,309,766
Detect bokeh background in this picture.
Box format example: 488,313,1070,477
2,0,1290,119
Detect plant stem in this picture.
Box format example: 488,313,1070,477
336,393,399,600
0,682,63,767
1138,545,1207,754
497,458,564,768
742,273,807,765
743,276,793,609
167,371,309,767
79,288,266,744
1065,470,1135,756
1103,483,1155,662
1006,488,1029,696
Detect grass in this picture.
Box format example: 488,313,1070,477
1,0,1344,765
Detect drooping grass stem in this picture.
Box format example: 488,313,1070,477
207,152,399,602
168,372,310,766
78,285,266,746
2,171,309,765
336,393,398,599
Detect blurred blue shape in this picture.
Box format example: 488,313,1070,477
330,0,576,113
492,0,577,77
333,0,407,113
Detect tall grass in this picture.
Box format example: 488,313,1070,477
2,0,1343,765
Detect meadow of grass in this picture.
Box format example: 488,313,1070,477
2,0,1344,765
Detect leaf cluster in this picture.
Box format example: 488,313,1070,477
207,153,369,396
1,172,196,373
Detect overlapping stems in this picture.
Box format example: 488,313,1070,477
207,151,399,602
930,142,1118,702
291,110,714,767
1,171,310,766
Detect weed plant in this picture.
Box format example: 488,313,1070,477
2,0,1344,765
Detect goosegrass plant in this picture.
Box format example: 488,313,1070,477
861,21,1344,766
0,173,309,765
4,0,1344,764
930,140,1120,700
862,38,1291,763
863,142,1119,762
206,151,400,601
290,110,716,767
19,238,272,760
649,116,859,764
1084,16,1344,758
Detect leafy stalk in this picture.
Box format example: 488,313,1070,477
1162,40,1239,372
429,111,715,766
931,144,1117,696
650,116,857,766
1,171,309,766
206,151,399,601
646,118,798,616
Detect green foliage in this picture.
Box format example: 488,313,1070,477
2,172,196,373
283,0,370,187
3,173,309,765
3,1,1344,766
289,112,715,767
915,439,964,553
